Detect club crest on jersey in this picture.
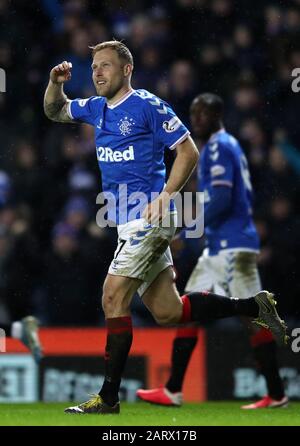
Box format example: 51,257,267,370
118,117,135,136
78,99,89,107
162,116,182,133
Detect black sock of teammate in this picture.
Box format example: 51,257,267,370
252,340,284,400
166,334,198,393
99,317,132,407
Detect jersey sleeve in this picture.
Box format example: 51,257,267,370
207,142,234,187
143,96,190,150
67,96,99,125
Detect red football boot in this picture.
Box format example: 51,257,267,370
241,395,289,409
136,387,183,406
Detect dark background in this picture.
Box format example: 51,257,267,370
0,0,299,327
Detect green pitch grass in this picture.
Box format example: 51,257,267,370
0,402,299,426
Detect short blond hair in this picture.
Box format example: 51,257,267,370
90,40,134,66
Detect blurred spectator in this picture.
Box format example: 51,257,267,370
226,83,264,136
128,14,152,53
0,171,12,207
233,24,264,73
0,204,40,321
159,60,197,124
61,28,94,97
133,44,164,92
64,195,91,230
39,222,101,326
264,5,283,37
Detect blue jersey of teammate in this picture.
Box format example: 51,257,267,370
67,89,190,224
199,129,259,254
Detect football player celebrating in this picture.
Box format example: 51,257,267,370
44,42,288,414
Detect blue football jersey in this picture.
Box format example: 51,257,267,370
199,129,259,254
67,89,190,224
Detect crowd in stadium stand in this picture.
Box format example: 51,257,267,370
0,0,299,326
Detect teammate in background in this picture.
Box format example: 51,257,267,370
137,94,288,409
44,41,287,415
1,317,42,363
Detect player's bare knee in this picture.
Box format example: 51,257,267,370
102,288,131,317
102,292,113,315
102,290,120,315
153,309,179,326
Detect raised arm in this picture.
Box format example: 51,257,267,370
44,61,73,123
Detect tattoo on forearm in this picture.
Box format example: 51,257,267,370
44,100,72,123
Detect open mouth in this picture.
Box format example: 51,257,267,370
97,80,106,86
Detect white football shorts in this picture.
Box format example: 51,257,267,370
185,248,261,299
108,212,177,296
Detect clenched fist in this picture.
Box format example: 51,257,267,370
50,61,72,84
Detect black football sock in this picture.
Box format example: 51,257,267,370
251,329,285,400
181,292,259,324
99,316,132,407
166,327,198,393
